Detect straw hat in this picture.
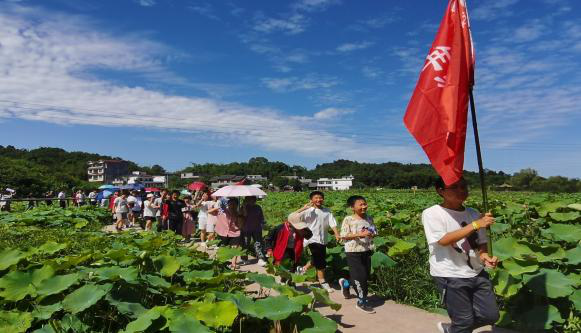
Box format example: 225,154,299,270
287,213,308,230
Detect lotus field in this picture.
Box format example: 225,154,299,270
0,190,580,332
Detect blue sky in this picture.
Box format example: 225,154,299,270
1,0,580,178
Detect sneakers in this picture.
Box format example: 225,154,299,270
295,266,305,275
338,278,350,299
238,259,250,266
321,282,334,293
355,301,375,314
257,259,267,267
437,322,451,333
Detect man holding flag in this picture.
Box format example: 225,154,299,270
403,1,499,332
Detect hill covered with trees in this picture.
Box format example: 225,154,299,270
1,146,579,195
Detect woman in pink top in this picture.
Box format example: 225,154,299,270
215,197,243,269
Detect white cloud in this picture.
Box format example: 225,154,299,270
253,14,307,35
336,41,374,53
313,107,353,119
262,75,340,92
292,0,340,12
137,0,156,7
188,3,220,21
0,4,417,163
512,20,545,42
471,0,519,21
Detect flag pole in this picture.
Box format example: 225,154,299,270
468,89,492,256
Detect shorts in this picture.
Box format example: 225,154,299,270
115,212,128,220
308,243,327,270
202,219,215,233
219,235,241,247
198,216,208,229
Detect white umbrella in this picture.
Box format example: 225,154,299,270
212,185,267,197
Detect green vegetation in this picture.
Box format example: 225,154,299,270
0,206,340,332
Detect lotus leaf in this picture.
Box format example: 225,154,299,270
523,269,575,298
186,301,238,328
0,265,54,301
542,223,581,243
570,289,581,310
297,311,338,333
163,308,211,333
73,218,89,229
31,303,62,320
549,211,580,222
518,304,564,330
274,284,303,297
537,201,566,217
143,274,171,288
387,239,416,257
182,270,215,283
62,283,113,314
122,306,165,333
568,203,581,211
216,247,243,262
501,258,539,276
94,266,139,283
36,273,80,296
565,247,581,265
492,237,534,261
490,222,510,233
310,287,341,311
291,294,314,306
493,270,522,298
154,255,180,276
0,311,33,332
529,244,566,262
246,272,277,288
253,296,303,320
0,249,28,270
371,251,396,272
37,241,67,254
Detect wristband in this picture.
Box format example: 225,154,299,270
472,221,480,230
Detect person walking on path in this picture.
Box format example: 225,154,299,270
240,196,267,266
181,195,196,242
127,191,142,228
195,192,211,243
58,190,67,209
264,213,313,273
88,190,97,206
113,191,130,232
215,197,243,270
143,193,157,231
291,191,340,293
166,190,186,235
339,195,377,314
154,189,168,231
422,177,499,333
204,194,220,243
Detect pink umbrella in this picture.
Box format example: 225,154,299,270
211,185,267,197
188,182,207,191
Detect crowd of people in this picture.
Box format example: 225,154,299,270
2,177,499,332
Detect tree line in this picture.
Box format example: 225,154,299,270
1,146,579,196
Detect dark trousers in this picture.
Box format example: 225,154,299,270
241,229,265,261
60,200,66,209
168,218,183,234
346,251,372,303
433,271,500,333
156,216,167,232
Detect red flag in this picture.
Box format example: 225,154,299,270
403,0,475,185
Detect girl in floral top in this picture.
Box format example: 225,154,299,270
339,195,377,314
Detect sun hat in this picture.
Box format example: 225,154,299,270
287,212,308,230
146,193,154,198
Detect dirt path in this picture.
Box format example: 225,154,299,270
102,226,516,333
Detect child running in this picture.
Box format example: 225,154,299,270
422,177,499,333
339,195,377,314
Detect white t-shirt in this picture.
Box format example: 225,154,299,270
127,196,142,212
197,201,212,220
114,197,129,213
143,199,157,217
422,205,489,278
88,192,97,200
58,192,66,200
299,207,337,246
154,197,163,217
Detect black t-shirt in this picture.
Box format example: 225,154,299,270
166,199,186,221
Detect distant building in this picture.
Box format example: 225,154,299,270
112,171,167,188
87,160,129,183
180,173,200,180
316,175,354,191
246,175,267,182
210,175,247,189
